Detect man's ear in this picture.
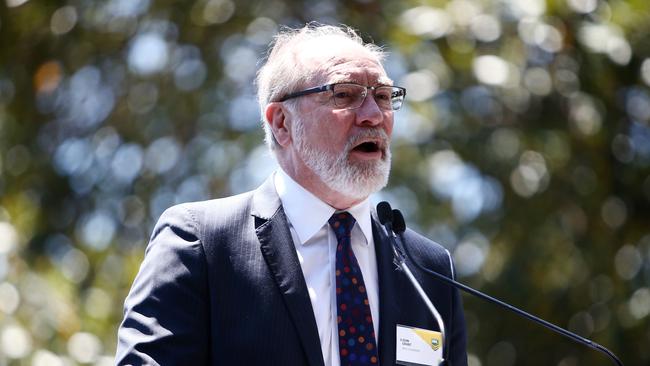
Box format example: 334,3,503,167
265,102,292,147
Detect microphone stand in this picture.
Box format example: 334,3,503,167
388,207,624,366
376,202,448,366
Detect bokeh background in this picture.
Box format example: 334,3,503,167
1,0,649,364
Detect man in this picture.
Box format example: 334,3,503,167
116,24,467,365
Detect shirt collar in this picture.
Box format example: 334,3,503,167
274,168,373,246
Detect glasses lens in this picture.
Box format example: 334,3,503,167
331,84,366,109
373,86,405,111
331,84,406,111
373,87,393,110
389,87,405,111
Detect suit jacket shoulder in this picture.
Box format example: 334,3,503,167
116,179,324,366
400,228,454,279
153,188,256,240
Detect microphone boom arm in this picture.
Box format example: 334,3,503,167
390,209,624,366
391,231,447,360
377,201,449,365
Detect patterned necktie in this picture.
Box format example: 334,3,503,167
328,212,379,366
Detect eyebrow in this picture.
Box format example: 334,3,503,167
378,76,394,86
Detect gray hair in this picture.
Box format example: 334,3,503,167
255,23,386,151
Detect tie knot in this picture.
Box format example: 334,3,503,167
328,211,356,242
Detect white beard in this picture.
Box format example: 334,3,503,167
293,118,391,201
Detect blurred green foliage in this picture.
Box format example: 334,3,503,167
0,0,649,365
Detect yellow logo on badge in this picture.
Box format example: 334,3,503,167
413,328,442,351
431,338,440,351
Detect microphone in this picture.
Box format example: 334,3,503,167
376,201,394,229
376,201,449,366
391,209,406,234
389,208,624,366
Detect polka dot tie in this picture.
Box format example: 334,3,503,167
328,212,379,366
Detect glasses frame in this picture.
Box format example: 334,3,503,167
278,83,407,111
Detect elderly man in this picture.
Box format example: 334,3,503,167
116,24,467,366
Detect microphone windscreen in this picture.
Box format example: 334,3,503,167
376,201,393,224
392,209,406,234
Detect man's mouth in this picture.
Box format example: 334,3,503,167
350,137,386,160
353,141,381,153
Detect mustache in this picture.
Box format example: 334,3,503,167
346,128,390,151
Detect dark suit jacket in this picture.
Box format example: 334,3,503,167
116,177,467,365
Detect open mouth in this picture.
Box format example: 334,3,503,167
353,141,381,153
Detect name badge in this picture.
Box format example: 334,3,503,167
396,324,443,366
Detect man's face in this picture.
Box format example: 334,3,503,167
288,43,394,202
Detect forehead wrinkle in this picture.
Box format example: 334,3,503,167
302,43,388,85
322,59,391,85
325,75,394,87
325,72,393,86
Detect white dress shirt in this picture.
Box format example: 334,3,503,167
274,169,380,366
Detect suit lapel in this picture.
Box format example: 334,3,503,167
372,216,400,366
252,177,325,366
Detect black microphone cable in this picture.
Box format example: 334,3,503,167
389,208,624,366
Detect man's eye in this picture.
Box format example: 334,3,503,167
375,90,391,101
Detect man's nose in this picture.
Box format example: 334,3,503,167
355,92,385,126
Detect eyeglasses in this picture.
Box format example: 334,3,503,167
278,83,407,111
